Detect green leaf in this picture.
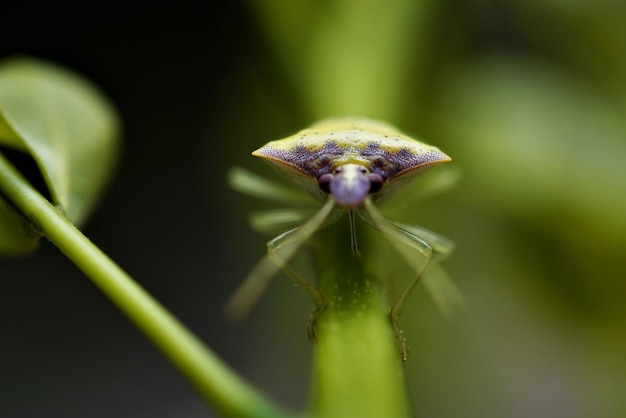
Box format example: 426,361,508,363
0,56,120,255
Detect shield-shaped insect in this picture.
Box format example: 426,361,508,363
228,117,457,358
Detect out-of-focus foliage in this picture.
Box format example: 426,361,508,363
250,0,431,121
245,1,626,417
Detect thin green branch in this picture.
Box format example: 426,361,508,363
0,151,292,418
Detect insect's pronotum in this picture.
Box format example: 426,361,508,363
229,117,455,360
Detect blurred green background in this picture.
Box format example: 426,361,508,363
1,1,625,417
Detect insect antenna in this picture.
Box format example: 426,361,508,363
349,209,359,256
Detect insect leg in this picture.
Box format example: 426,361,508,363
228,166,316,206
394,222,464,318
361,198,439,316
267,198,339,341
360,198,436,360
225,198,337,319
266,198,336,304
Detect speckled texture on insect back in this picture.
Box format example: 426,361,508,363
253,118,451,180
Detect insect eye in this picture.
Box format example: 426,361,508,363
368,173,384,194
318,174,333,193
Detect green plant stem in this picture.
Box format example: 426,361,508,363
309,219,411,418
0,151,292,418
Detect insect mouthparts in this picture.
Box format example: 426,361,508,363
321,163,373,208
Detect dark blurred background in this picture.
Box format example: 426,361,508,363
2,1,626,418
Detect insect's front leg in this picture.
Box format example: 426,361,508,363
266,229,324,307
360,198,437,360
226,198,336,323
384,226,433,361
265,198,338,341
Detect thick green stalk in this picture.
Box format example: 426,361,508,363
250,0,422,122
0,152,291,418
309,219,411,418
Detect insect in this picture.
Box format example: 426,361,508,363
228,117,456,359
